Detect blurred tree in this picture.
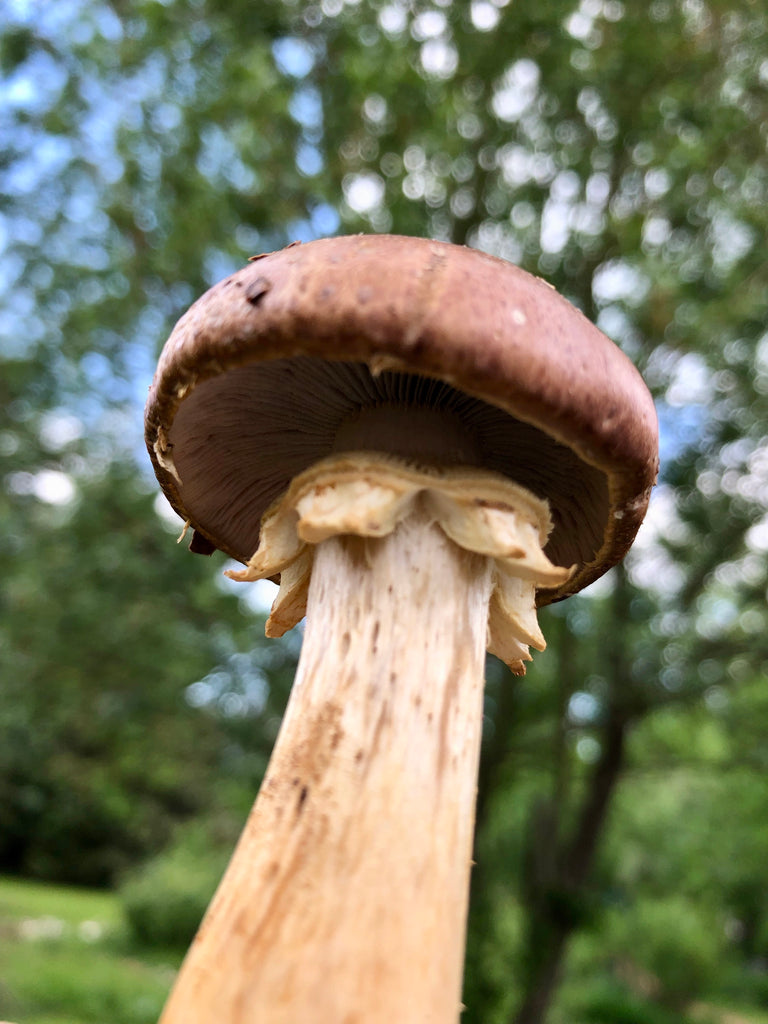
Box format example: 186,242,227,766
0,455,300,883
2,0,768,1018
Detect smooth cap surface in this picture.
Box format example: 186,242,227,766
145,234,658,603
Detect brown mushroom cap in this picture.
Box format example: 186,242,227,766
144,234,658,605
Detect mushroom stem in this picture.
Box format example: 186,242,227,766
159,506,494,1024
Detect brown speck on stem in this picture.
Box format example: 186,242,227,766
296,785,309,814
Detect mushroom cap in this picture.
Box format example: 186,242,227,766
145,234,658,605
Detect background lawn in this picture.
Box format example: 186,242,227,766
0,876,179,1024
3,875,768,1024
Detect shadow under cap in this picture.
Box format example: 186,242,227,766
144,234,659,605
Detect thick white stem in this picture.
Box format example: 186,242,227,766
160,508,493,1024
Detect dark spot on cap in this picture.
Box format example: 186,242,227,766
245,276,271,306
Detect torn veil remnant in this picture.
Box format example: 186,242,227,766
226,452,573,674
145,234,658,1024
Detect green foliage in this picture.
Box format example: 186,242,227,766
121,863,215,952
603,897,726,1011
716,963,768,1014
1,459,295,885
120,820,234,950
574,983,695,1024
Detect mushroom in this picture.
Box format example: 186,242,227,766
145,234,658,1024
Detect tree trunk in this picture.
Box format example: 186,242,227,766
513,568,634,1024
513,709,627,1024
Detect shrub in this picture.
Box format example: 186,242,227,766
578,982,694,1024
120,826,231,951
602,896,725,1011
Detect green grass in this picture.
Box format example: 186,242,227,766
0,876,121,927
0,876,180,1024
3,877,768,1024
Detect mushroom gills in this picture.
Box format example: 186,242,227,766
226,452,573,676
168,357,609,574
